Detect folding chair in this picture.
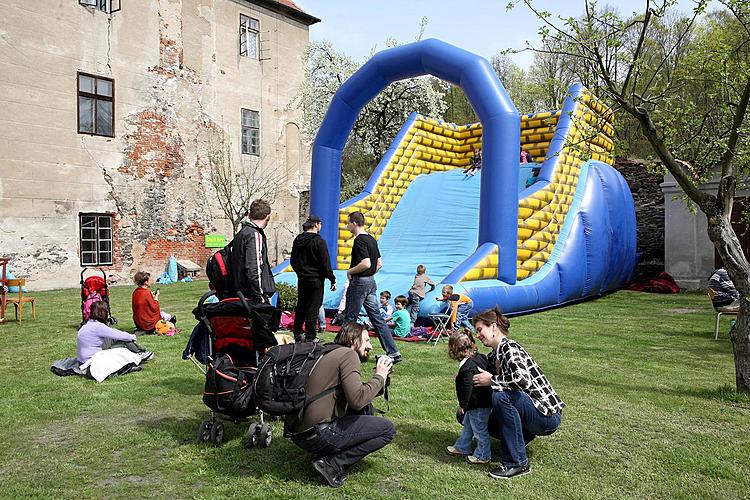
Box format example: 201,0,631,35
708,287,737,340
428,313,451,346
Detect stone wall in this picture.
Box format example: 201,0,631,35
613,157,665,279
0,0,314,289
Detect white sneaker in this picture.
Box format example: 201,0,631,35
139,350,154,362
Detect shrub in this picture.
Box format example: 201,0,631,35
276,282,298,312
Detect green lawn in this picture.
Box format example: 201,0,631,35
0,283,748,499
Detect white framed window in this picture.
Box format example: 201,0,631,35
241,109,260,155
80,214,114,266
79,0,121,14
239,15,259,59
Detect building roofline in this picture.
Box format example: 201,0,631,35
245,0,320,26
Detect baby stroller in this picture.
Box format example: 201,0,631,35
187,290,281,447
80,268,117,326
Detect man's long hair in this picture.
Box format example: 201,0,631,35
334,322,366,350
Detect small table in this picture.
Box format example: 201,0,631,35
428,313,451,346
0,258,9,324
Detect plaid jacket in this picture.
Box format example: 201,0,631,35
489,338,565,416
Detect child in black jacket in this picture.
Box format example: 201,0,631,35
446,329,493,464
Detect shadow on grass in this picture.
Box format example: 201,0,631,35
158,376,203,395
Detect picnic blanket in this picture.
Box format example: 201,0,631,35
51,348,143,381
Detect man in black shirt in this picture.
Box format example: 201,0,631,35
291,215,336,342
342,211,401,362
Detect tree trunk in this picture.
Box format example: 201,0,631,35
706,212,750,394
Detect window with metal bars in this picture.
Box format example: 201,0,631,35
78,73,114,137
78,0,121,14
79,214,114,266
241,109,260,155
239,14,259,59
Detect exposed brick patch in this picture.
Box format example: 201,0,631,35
141,222,213,272
119,110,183,179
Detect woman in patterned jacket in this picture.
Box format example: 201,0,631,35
471,306,565,480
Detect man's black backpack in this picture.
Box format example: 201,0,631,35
203,353,256,418
253,342,343,417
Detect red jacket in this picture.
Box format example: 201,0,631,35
132,287,161,331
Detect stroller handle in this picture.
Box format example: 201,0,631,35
80,267,108,285
197,290,217,313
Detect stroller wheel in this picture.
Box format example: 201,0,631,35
245,423,260,448
259,423,272,448
197,418,212,443
209,421,224,445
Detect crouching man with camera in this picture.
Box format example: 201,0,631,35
284,322,395,488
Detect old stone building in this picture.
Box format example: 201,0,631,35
0,0,319,289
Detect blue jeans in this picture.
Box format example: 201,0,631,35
343,276,399,356
492,390,561,467
407,291,422,325
455,301,473,330
454,407,492,461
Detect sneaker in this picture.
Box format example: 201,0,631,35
311,457,346,488
446,445,470,457
139,350,155,362
170,315,177,325
466,455,490,464
388,353,403,364
488,463,531,479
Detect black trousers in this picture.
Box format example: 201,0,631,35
292,415,395,470
294,278,324,340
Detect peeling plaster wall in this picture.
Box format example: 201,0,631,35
0,0,312,289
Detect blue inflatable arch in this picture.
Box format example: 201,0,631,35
310,39,521,283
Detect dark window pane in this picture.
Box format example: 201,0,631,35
242,128,251,154
96,100,113,136
82,240,95,252
98,216,111,228
81,216,96,228
79,97,94,133
98,228,111,240
97,79,112,97
99,251,113,265
99,240,112,252
82,252,97,265
79,75,95,93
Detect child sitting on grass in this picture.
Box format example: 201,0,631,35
445,329,492,464
379,290,394,322
387,295,411,338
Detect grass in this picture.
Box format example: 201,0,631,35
0,283,749,499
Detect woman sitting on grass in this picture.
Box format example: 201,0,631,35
132,271,176,333
77,301,153,364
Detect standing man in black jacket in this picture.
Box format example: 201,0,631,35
291,215,336,341
231,199,276,303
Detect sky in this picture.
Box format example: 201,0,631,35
296,0,710,69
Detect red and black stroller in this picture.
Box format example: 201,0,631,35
80,268,117,326
185,291,281,447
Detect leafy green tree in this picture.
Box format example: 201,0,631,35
513,0,750,393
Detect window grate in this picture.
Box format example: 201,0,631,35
79,214,114,266
241,109,260,156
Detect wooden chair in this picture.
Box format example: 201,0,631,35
6,278,36,322
708,287,737,340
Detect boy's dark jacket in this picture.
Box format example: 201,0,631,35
231,222,276,300
455,353,492,410
290,232,336,284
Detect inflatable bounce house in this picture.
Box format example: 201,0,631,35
274,39,636,318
